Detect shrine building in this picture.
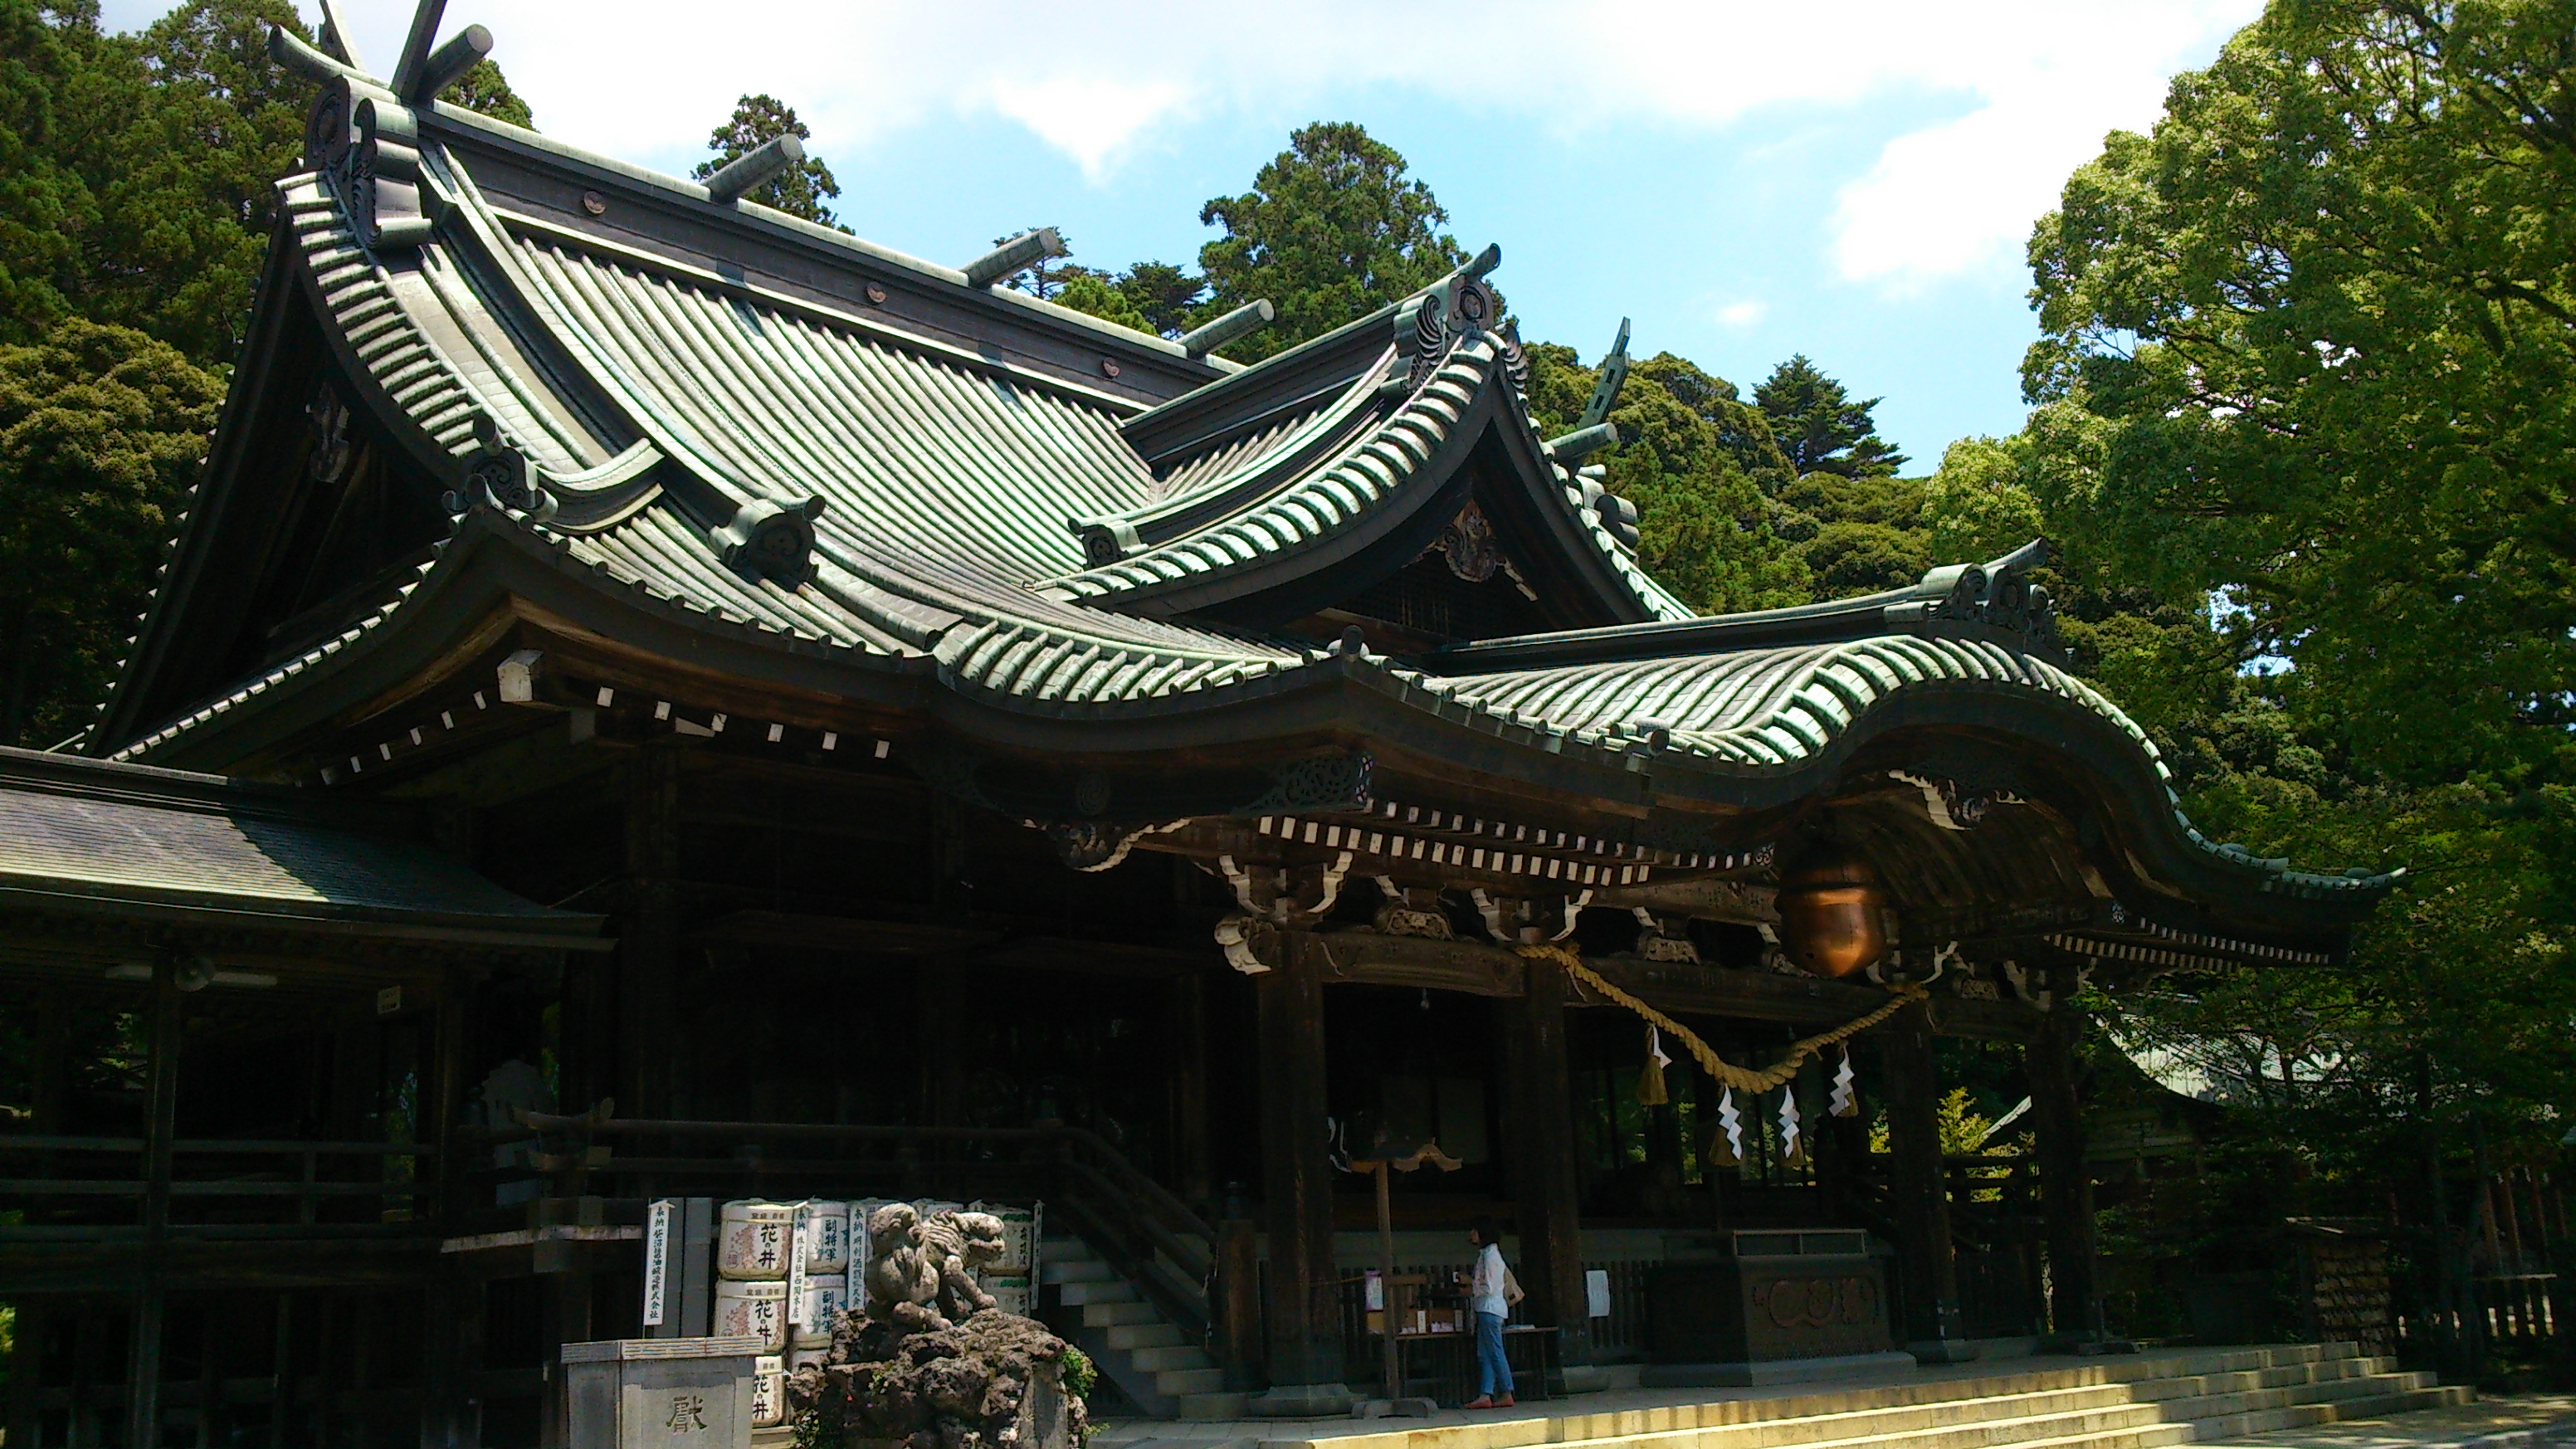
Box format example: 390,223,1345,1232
0,7,2398,1444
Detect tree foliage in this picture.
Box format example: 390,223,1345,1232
695,94,847,232
0,317,219,748
1196,122,1468,362
1988,0,2576,1292
2022,0,2576,794
1754,354,1906,480
1525,342,1811,612
445,58,531,129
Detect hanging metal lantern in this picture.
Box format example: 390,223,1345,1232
1775,858,1888,978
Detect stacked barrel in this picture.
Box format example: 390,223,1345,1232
710,1197,1040,1426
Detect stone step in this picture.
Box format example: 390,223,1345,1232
1573,1373,2442,1449
1061,1279,1140,1305
1155,1367,1227,1397
1173,1391,1251,1421
1317,1349,2411,1449
1082,1300,1159,1327
1105,1323,1186,1351
2182,1385,2475,1442
1130,1344,1212,1373
1043,1258,1118,1285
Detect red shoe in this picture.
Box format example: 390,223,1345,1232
1463,1397,1495,1410
1497,1395,1516,1408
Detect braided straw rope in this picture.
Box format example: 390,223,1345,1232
1515,942,1928,1093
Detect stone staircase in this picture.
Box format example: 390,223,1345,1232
1041,1232,1247,1422
1095,1341,2461,1443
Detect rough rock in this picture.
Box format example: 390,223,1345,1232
787,1307,1086,1449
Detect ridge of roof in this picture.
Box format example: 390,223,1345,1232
1046,338,1502,607
1115,246,1511,468
1432,539,2061,671
418,103,1236,375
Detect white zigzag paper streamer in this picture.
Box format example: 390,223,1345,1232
1778,1086,1803,1163
1716,1086,1744,1163
1829,1046,1857,1117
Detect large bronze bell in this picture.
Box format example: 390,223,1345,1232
1775,859,1888,978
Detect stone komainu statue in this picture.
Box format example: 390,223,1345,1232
920,1209,1007,1324
860,1202,947,1332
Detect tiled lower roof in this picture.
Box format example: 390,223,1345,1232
0,748,601,943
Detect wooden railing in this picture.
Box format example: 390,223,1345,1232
0,1134,438,1235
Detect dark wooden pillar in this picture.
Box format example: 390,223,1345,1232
1877,1003,1968,1358
1500,952,1595,1371
1248,939,1349,1411
1169,973,1213,1209
2027,989,2103,1343
129,954,182,1448
618,746,683,1119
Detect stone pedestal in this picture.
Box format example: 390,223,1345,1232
563,1336,764,1449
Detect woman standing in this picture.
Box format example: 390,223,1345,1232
1463,1218,1520,1409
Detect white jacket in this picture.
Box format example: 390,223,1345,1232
1469,1243,1510,1318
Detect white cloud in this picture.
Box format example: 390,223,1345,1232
1716,300,1768,328
977,76,1192,183
295,0,2258,279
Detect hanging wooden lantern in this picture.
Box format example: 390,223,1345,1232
1775,858,1888,978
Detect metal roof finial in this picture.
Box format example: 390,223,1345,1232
963,229,1066,289
702,134,808,207
1578,318,1632,430
384,0,493,107
1179,300,1274,359
317,0,368,71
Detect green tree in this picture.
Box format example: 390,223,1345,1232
0,0,108,346
2020,0,2576,793
1526,342,1809,613
695,94,847,232
97,0,314,360
1993,0,2576,1306
0,317,220,748
1108,261,1205,338
1197,122,1468,361
1754,354,1905,480
444,57,531,129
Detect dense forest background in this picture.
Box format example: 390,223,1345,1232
5,0,2574,1357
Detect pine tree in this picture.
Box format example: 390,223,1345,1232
1196,122,1467,361
1753,354,1905,479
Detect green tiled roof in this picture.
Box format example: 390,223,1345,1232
90,82,2393,926
0,748,603,945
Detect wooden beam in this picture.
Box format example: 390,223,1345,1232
1286,929,2044,1040
1305,929,1525,996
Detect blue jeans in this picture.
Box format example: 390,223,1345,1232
1475,1310,1514,1398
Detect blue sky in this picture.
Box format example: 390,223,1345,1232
107,0,2261,468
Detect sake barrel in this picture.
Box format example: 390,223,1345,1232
968,1200,1037,1272
798,1200,853,1274
716,1201,795,1281
793,1273,848,1348
850,1198,900,1274
790,1344,832,1373
749,1354,786,1428
978,1272,1032,1317
714,1278,788,1352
